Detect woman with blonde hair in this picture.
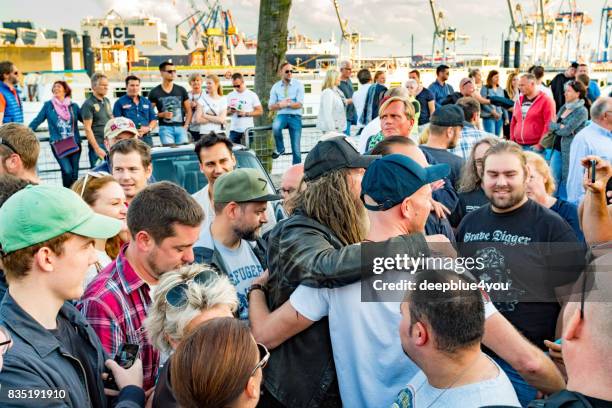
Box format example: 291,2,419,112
195,74,227,138
524,151,584,241
503,71,519,139
71,172,128,287
187,73,205,142
316,69,346,134
145,263,238,407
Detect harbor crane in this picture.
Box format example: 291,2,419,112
597,0,612,62
331,0,372,67
429,0,469,65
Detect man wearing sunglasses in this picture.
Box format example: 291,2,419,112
194,168,278,320
0,123,40,184
269,62,305,164
148,61,191,146
226,73,263,144
0,61,23,124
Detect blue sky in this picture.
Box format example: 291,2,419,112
3,0,604,58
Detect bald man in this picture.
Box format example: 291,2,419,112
279,164,304,213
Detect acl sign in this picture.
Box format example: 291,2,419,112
100,26,135,44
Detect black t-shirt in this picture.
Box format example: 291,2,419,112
152,360,177,408
449,187,489,228
420,146,465,190
529,390,612,408
49,315,102,408
415,88,435,125
456,199,585,350
148,84,189,127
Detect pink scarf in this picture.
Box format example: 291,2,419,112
52,97,72,121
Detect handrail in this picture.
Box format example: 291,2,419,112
243,122,318,149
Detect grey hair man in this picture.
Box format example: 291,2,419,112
81,72,112,167
338,60,356,134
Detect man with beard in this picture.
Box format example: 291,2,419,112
420,104,465,189
195,168,279,320
0,61,23,124
78,182,203,391
456,141,584,406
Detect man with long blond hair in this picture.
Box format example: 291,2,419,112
252,136,431,408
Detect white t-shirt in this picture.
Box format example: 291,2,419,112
392,357,520,407
226,89,262,132
84,249,112,290
193,185,215,248
290,281,498,408
198,94,227,135
358,116,381,153
352,83,371,127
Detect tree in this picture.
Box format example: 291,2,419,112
253,0,292,171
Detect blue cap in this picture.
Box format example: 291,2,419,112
361,154,450,211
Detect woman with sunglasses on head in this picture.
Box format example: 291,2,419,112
546,80,590,200
171,317,267,408
29,80,82,187
194,74,227,139
71,172,128,288
145,264,238,408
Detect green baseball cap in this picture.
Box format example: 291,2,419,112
0,185,122,254
214,168,281,203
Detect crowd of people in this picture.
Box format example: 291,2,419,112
0,56,611,408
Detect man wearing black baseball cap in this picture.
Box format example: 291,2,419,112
420,104,466,189
250,135,432,408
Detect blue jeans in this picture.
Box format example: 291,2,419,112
483,117,503,136
54,146,81,187
159,126,188,145
344,120,352,136
272,114,303,164
87,143,107,168
547,149,566,200
141,133,153,147
493,356,537,407
229,130,244,144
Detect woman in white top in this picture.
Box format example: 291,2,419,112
188,73,205,142
71,172,128,289
195,74,228,137
317,69,346,134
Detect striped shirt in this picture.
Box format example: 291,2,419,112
78,246,159,390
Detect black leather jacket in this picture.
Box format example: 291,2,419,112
263,209,429,408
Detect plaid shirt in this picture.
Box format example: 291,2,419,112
78,247,159,390
449,123,495,161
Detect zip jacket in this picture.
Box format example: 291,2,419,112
510,92,555,146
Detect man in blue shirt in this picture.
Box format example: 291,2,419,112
428,64,454,110
577,64,601,102
113,75,157,146
567,97,612,205
269,62,305,164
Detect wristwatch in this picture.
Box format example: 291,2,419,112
247,283,267,299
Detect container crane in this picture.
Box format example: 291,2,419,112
429,0,469,64
331,0,372,67
597,1,612,62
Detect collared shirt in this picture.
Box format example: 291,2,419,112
566,122,612,205
112,94,157,129
449,123,494,160
428,80,454,109
268,78,305,116
78,246,159,390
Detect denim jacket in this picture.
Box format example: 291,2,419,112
29,100,82,144
0,293,144,408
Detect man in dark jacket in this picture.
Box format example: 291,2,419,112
550,62,578,113
250,136,431,408
193,168,278,320
0,185,145,407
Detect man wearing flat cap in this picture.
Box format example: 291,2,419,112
420,104,466,189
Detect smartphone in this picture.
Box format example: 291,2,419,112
589,159,597,184
103,343,140,390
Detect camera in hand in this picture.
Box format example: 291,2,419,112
103,343,139,390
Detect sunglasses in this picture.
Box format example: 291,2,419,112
0,326,11,354
165,270,218,308
0,137,18,155
233,84,242,88
284,70,294,74
250,343,270,377
80,171,111,197
164,70,177,74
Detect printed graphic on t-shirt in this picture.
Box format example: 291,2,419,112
57,117,72,139
472,246,524,311
159,96,184,124
228,264,263,320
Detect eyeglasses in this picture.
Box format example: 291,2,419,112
250,343,270,377
80,171,111,197
0,326,11,355
0,137,18,155
279,187,296,195
165,270,218,308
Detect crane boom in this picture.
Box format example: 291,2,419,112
332,0,350,39
429,0,441,34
